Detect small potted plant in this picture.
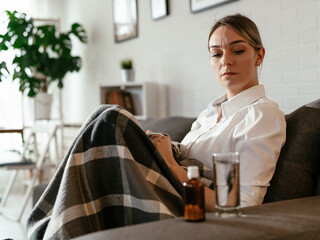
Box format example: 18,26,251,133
0,10,88,119
120,59,134,83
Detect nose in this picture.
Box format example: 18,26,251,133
221,52,233,66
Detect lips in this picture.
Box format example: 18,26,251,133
222,72,238,77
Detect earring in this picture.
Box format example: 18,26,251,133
256,62,261,69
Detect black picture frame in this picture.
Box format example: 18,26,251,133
190,0,238,13
113,0,138,43
150,0,169,20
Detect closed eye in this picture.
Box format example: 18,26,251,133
211,53,222,58
234,50,244,54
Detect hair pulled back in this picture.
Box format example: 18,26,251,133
208,14,263,51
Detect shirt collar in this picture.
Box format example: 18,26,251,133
206,85,266,118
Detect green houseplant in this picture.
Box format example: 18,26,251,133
120,59,134,83
120,59,132,70
0,10,88,97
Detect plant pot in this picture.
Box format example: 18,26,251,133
121,69,134,83
32,92,53,120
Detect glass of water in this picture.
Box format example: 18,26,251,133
213,152,240,217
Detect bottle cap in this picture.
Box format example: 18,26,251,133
187,166,199,179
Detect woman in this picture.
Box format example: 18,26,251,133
150,14,286,209
27,14,286,239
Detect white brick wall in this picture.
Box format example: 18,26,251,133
39,0,319,120
255,0,320,114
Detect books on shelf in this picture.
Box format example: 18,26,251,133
106,90,135,115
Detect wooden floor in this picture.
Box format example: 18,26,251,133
0,191,32,240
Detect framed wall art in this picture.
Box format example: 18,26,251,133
150,0,169,20
190,0,238,13
113,0,138,42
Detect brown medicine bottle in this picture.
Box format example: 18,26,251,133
183,166,205,222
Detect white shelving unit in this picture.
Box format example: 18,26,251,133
100,82,160,120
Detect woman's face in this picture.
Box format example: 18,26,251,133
209,26,265,99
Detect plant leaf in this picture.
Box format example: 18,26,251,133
0,61,9,81
70,23,88,43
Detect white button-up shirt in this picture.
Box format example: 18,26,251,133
181,85,286,207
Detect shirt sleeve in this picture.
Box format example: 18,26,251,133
233,102,286,206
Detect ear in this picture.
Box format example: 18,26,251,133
256,47,265,66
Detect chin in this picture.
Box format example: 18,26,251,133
219,79,240,88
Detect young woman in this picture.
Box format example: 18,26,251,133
150,14,286,209
28,14,286,239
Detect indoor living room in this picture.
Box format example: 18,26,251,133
0,0,320,239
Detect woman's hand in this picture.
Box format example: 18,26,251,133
148,132,178,168
147,130,216,212
147,131,193,191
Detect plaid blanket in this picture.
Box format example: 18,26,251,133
27,105,186,239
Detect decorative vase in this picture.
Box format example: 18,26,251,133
33,92,53,120
121,69,134,83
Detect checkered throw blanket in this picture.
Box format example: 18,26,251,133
27,105,187,239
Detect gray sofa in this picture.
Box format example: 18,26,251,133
139,99,320,204
74,196,320,240
34,99,320,239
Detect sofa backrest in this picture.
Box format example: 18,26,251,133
139,116,196,142
139,100,320,203
264,99,320,203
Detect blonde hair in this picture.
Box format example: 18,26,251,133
208,14,263,51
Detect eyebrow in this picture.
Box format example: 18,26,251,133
209,40,246,49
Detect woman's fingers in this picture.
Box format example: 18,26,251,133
151,135,171,147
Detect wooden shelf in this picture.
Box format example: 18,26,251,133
100,82,160,120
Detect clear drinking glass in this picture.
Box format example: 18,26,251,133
213,152,240,217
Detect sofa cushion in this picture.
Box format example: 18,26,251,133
74,196,320,240
264,99,320,202
139,116,196,142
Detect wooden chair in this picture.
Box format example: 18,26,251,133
0,123,60,221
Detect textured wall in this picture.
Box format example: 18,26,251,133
38,0,320,123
